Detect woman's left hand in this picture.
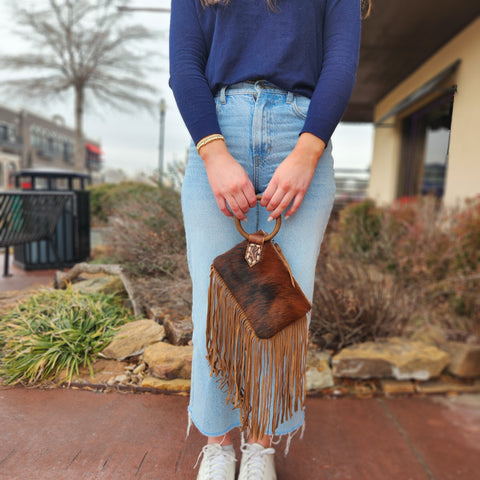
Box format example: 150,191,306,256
261,132,326,220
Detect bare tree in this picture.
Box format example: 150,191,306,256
0,0,159,172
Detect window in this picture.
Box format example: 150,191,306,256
8,125,16,143
6,162,17,188
1,123,18,148
0,124,8,142
48,136,55,154
398,92,454,198
63,141,74,162
31,129,41,148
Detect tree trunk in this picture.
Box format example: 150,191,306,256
74,87,85,173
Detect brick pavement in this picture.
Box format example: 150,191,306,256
1,387,479,480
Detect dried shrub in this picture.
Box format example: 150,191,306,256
131,276,192,316
381,197,480,329
315,196,480,345
427,198,480,324
105,185,188,280
380,196,453,281
89,181,193,313
311,250,417,353
451,196,480,273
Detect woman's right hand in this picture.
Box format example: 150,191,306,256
199,139,257,220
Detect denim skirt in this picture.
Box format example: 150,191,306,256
181,80,336,438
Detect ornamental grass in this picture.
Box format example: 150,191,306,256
0,286,133,385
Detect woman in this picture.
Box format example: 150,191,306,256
169,1,371,478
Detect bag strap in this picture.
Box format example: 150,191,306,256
234,194,281,242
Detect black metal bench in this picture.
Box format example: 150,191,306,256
0,191,74,277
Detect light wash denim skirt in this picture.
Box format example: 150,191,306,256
181,80,336,439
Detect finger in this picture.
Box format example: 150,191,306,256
225,194,247,220
268,191,295,220
260,180,277,208
216,196,233,217
240,191,256,214
266,186,288,212
235,190,250,214
231,185,254,215
244,181,257,208
285,193,305,219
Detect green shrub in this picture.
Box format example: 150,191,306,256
88,181,159,225
0,286,134,385
329,198,383,257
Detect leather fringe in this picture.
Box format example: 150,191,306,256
206,265,309,439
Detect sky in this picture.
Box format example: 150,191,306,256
0,0,373,177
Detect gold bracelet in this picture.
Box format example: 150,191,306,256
196,134,225,153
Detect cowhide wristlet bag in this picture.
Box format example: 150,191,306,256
206,195,311,439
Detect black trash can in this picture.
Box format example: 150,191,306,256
13,168,91,270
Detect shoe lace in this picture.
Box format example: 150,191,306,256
240,444,275,478
195,444,236,480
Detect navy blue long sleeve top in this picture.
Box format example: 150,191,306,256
169,0,361,146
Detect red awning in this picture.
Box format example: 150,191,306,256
86,143,102,155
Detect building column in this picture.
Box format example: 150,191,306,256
367,121,402,205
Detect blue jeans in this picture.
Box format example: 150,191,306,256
182,81,336,438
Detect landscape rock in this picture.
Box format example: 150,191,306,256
141,375,191,393
164,315,193,346
142,342,193,379
306,348,334,391
133,363,147,375
58,359,129,384
102,320,165,361
440,342,480,378
380,379,416,394
415,378,480,394
71,274,126,296
145,304,166,324
54,263,144,317
112,374,129,384
332,337,451,381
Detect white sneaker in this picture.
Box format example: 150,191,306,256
238,443,277,480
196,443,236,480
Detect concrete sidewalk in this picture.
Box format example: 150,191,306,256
1,387,479,480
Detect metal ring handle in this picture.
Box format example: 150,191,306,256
234,194,281,241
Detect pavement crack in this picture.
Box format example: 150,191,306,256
174,444,187,473
0,448,16,466
135,450,149,476
102,453,113,470
377,398,437,480
66,449,82,469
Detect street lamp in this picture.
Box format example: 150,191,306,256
116,6,170,184
158,98,167,184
